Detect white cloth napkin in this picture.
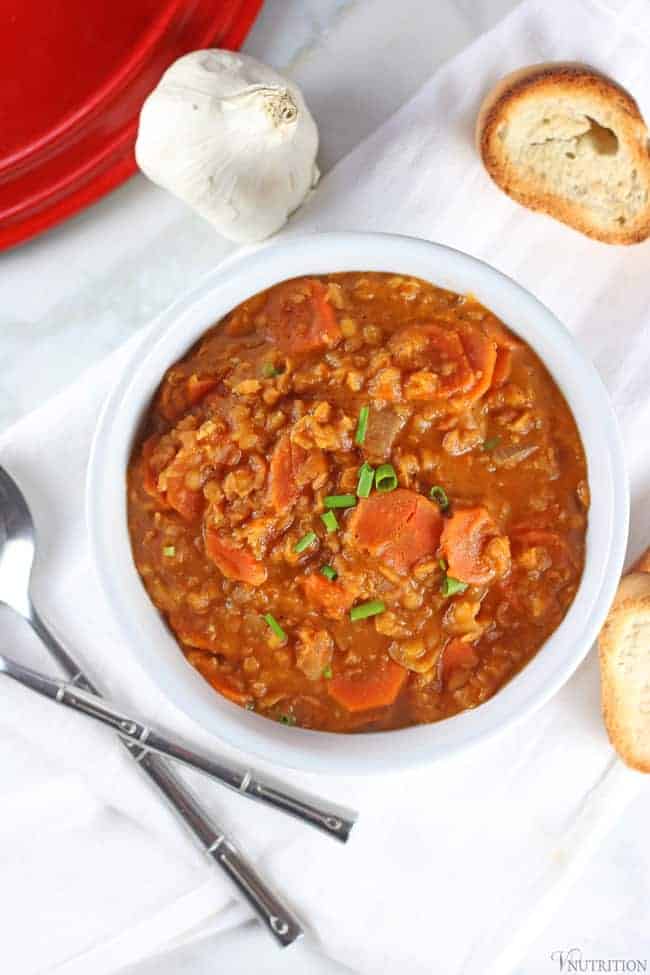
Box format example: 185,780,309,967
2,0,650,972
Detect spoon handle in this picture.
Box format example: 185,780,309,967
1,652,355,842
20,612,303,947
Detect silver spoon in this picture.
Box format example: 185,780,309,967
0,465,351,945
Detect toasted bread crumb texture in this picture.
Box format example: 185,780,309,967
479,64,650,244
599,574,650,773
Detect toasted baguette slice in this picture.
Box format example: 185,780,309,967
599,557,650,773
476,62,650,244
632,546,650,573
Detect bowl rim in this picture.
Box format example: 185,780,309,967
86,231,629,774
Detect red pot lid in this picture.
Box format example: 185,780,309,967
0,0,263,251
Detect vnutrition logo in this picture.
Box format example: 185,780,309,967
550,949,648,973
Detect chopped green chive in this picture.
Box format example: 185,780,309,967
350,599,386,621
324,494,357,509
355,405,370,445
294,530,317,554
279,713,296,726
262,613,287,641
482,436,501,452
321,510,339,533
262,362,280,378
375,463,398,493
320,565,338,581
357,462,375,498
322,664,333,679
163,545,176,557
245,701,256,711
430,485,450,512
439,557,467,596
441,575,469,597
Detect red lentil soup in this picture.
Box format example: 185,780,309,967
127,273,588,732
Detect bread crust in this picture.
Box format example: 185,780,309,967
476,62,650,244
632,544,650,573
599,569,650,773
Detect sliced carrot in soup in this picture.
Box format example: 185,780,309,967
158,373,217,422
268,435,311,511
458,327,497,402
440,506,499,585
328,659,407,712
141,436,203,518
492,347,512,388
205,529,267,586
264,278,342,354
187,652,251,705
389,322,496,403
301,574,355,619
166,476,204,521
152,435,207,521
419,325,474,396
268,435,298,510
441,638,479,682
268,434,325,511
186,374,218,406
208,672,251,705
481,313,522,350
347,489,442,574
310,281,341,345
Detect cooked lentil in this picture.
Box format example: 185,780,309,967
127,273,588,731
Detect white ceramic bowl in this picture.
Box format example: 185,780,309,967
87,232,628,774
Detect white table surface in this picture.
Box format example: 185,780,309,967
2,1,648,972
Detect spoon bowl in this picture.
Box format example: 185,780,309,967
0,465,37,619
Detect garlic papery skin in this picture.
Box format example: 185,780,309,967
135,50,320,243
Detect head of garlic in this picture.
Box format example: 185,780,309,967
135,50,319,243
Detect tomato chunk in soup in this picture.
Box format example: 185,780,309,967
127,273,588,732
